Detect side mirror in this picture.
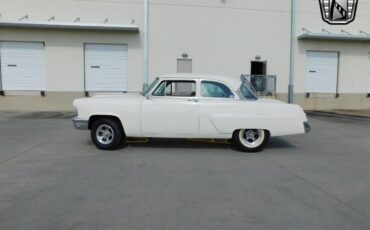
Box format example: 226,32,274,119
146,94,152,100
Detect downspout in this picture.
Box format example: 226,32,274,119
288,0,296,103
143,0,149,90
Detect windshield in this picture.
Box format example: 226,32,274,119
238,80,258,100
143,78,159,96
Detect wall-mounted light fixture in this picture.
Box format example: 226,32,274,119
181,52,189,59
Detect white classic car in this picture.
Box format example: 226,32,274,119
73,74,310,152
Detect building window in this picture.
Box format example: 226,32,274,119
177,59,192,73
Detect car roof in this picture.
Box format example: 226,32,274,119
159,74,242,91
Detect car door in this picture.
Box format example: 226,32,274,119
141,80,199,137
198,80,237,138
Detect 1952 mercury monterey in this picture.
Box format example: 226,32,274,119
73,74,310,152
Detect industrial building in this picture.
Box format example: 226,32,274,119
0,0,370,111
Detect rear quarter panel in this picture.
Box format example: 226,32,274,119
199,99,306,138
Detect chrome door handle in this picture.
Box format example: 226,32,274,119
188,98,199,102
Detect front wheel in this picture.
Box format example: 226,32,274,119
233,129,270,152
91,118,125,150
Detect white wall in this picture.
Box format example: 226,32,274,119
0,0,143,25
0,29,143,92
0,0,144,92
148,0,291,93
295,0,370,95
0,0,370,110
296,40,370,94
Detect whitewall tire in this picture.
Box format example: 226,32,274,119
233,129,270,152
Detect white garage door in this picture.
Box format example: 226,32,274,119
0,42,46,90
85,44,128,92
305,51,339,93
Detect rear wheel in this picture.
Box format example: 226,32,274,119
233,129,269,152
91,118,125,150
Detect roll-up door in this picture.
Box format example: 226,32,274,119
85,44,128,92
305,51,339,93
0,42,46,90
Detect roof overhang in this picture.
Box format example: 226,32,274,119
298,32,370,42
0,20,139,32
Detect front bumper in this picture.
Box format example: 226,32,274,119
72,117,89,130
304,121,311,133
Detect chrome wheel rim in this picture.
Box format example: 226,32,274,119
96,124,114,145
239,129,265,148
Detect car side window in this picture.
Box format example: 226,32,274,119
201,81,234,98
152,80,196,97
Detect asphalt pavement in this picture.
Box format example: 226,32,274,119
0,112,369,230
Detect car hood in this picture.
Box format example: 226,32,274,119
73,93,144,109
92,92,143,99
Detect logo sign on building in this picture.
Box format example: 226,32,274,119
319,0,359,25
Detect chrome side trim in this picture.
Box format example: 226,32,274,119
72,117,89,130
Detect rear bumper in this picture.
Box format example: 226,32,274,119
304,121,311,133
72,117,89,130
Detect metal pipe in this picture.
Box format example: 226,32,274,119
0,47,2,92
143,0,149,90
288,0,296,104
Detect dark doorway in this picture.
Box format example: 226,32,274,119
250,61,267,75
